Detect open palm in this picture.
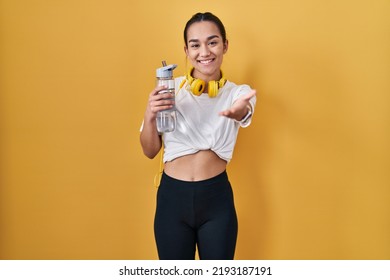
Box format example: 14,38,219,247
219,90,256,121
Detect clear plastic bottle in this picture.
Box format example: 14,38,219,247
156,61,177,133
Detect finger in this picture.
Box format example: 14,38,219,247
237,90,256,103
149,98,175,112
150,85,168,96
242,90,256,101
150,93,174,104
149,91,173,102
151,105,174,113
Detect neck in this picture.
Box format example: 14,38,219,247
192,68,221,83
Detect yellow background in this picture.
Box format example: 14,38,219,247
1,0,389,259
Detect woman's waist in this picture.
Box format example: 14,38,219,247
164,150,227,181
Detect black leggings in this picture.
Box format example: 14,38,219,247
154,171,238,260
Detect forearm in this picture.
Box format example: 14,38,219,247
140,118,162,159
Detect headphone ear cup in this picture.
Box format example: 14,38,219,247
208,80,219,98
190,79,206,96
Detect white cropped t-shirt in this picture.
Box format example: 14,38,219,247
161,76,256,163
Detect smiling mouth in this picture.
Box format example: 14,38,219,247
197,58,215,65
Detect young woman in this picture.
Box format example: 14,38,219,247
140,12,256,260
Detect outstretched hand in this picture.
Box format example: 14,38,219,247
219,90,256,121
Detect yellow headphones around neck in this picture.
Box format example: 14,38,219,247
179,67,227,98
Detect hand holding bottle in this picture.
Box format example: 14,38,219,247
146,85,175,118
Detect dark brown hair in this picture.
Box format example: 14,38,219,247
183,12,227,46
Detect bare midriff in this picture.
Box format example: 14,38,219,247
164,150,227,181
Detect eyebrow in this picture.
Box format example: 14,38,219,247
188,35,220,43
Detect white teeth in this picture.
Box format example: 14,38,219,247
198,59,213,64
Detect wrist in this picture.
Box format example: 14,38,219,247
144,110,157,123
239,105,252,124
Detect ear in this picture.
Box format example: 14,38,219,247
223,40,229,54
184,45,189,56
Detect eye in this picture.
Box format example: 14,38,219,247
209,41,218,46
190,43,200,49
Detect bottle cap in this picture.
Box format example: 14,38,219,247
156,63,177,78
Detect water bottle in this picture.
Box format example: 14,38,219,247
156,61,177,133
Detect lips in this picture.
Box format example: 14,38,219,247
197,58,215,65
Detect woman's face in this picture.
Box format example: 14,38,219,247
184,21,228,82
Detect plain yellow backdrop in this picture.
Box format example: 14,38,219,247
0,0,389,259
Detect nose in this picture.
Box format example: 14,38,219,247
199,44,211,57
